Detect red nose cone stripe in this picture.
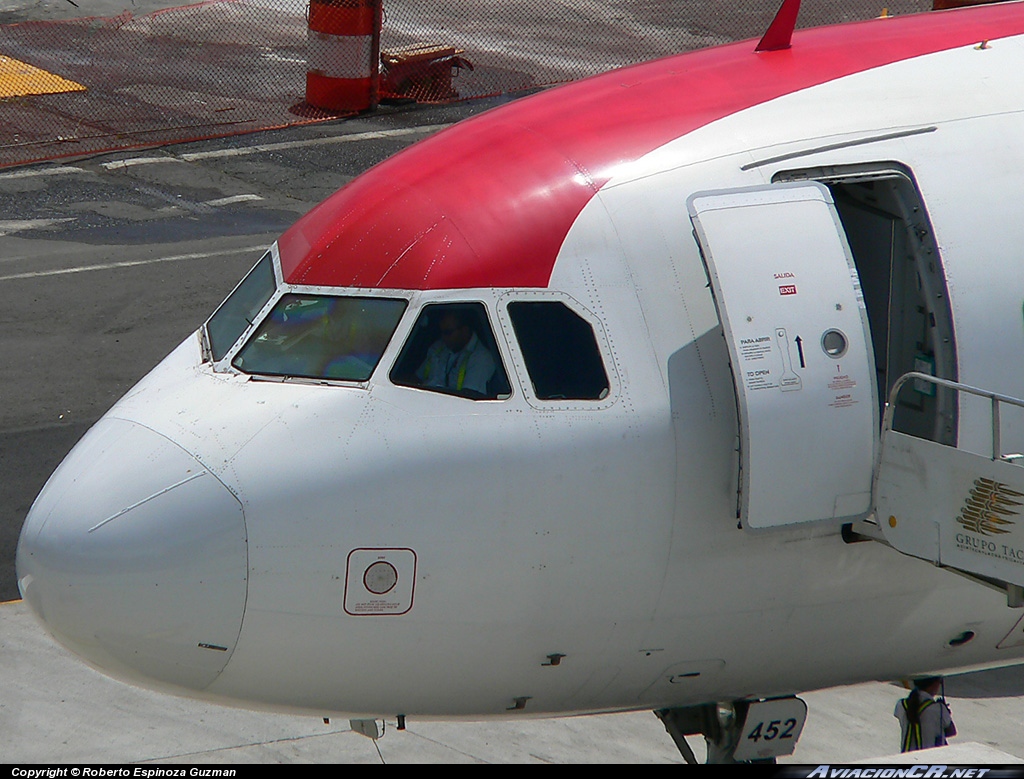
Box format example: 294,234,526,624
279,4,1024,290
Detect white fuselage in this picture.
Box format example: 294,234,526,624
17,24,1024,720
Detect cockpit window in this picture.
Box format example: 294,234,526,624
206,252,276,362
232,294,406,382
390,302,511,399
507,301,609,400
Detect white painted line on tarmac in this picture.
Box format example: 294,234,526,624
0,166,84,180
259,51,305,64
0,218,76,237
204,194,263,207
0,245,266,282
179,124,452,161
0,125,452,178
101,157,181,170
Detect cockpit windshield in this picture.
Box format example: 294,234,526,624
232,294,407,382
206,251,276,362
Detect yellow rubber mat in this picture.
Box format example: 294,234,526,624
0,55,85,98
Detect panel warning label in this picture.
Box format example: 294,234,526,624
740,336,773,361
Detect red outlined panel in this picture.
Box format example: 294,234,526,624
344,547,417,615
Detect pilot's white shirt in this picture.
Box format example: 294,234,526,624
416,332,496,395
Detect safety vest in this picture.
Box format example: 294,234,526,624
423,347,470,390
900,696,937,752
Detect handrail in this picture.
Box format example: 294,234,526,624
884,372,1024,460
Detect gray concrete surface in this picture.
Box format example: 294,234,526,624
3,599,1024,763
0,0,182,24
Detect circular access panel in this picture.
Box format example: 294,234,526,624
363,561,398,595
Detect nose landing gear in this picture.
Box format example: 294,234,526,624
656,696,807,764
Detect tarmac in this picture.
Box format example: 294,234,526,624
3,595,1024,763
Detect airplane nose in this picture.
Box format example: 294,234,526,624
16,418,247,693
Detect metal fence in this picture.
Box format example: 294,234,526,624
0,0,931,168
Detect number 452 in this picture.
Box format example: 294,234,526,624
747,718,797,742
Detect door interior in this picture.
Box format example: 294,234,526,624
774,164,957,446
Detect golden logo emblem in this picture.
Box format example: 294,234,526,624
957,477,1023,536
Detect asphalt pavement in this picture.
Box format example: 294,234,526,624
0,97,514,603
0,0,183,24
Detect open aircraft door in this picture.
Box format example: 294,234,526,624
688,183,878,529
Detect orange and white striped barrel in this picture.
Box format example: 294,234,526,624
306,0,382,112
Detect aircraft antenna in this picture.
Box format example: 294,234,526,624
756,0,802,52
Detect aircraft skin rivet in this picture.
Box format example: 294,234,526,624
889,516,898,528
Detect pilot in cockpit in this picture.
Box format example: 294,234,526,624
415,308,496,396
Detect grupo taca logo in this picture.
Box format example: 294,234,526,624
956,477,1023,536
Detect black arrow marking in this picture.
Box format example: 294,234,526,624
795,336,805,368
